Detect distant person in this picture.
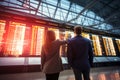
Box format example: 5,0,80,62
67,25,93,80
41,30,67,80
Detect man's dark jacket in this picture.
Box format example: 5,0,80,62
67,35,93,70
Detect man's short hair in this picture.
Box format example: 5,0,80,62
74,25,82,35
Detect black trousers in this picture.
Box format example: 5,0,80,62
45,73,60,80
73,68,90,80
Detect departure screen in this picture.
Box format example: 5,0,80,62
0,21,45,57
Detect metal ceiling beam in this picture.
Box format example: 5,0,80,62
99,0,117,10
66,0,98,23
46,1,51,17
86,9,120,27
53,0,61,18
95,0,114,17
97,0,114,14
35,0,41,15
93,0,114,29
0,5,35,11
0,5,35,16
2,0,31,9
17,0,36,10
0,5,40,17
65,1,73,21
17,0,52,18
41,1,102,22
0,0,37,12
106,27,120,31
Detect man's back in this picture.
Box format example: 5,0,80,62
67,26,93,80
67,35,93,70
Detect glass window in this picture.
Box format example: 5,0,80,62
60,9,68,19
44,0,58,6
71,3,83,13
0,0,108,28
66,12,77,21
47,5,56,16
82,17,94,26
31,0,39,4
75,4,84,12
61,0,70,10
41,6,50,16
86,11,95,18
30,2,38,8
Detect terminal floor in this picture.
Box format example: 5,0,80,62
0,66,120,80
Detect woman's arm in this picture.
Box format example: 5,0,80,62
41,46,45,70
58,39,68,45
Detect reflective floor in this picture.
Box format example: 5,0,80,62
0,66,120,80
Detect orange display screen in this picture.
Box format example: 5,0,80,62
30,25,44,55
0,20,6,56
4,22,26,56
0,21,45,57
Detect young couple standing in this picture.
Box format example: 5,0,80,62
41,25,93,80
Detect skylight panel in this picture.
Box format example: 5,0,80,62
41,6,50,16
61,0,70,10
44,0,57,6
86,11,95,18
31,0,38,4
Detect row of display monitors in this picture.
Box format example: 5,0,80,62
0,20,120,57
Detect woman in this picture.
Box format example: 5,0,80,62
41,30,67,80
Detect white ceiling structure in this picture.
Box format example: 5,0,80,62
0,0,120,35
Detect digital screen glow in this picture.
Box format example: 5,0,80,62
30,26,44,55
0,19,119,57
48,28,60,39
0,21,45,56
82,32,90,39
116,39,120,52
4,22,26,56
92,35,102,56
103,37,116,56
0,20,6,56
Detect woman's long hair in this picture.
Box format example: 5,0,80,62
44,30,56,52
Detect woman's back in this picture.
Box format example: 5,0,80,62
42,40,66,73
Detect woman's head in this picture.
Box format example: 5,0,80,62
46,30,56,42
44,30,56,52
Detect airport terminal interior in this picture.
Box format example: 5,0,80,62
0,0,120,80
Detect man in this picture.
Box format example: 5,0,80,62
67,25,93,80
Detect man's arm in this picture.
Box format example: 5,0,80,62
67,42,73,66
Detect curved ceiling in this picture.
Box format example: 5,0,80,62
69,0,120,34
0,0,120,35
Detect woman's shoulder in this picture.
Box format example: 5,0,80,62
54,39,63,42
54,39,67,44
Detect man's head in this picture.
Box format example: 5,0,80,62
74,25,82,35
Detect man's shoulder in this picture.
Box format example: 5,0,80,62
83,37,90,40
69,36,90,42
69,37,76,41
67,38,75,44
82,37,91,43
